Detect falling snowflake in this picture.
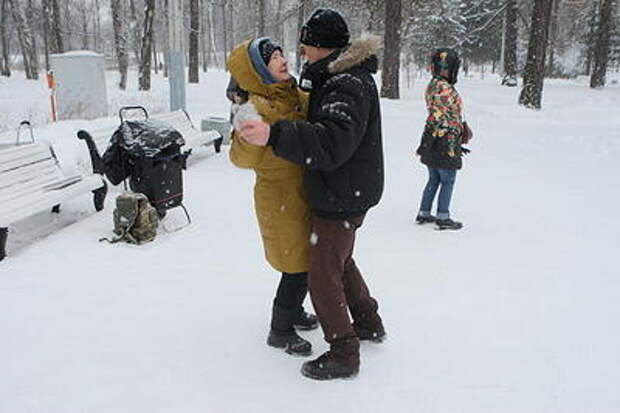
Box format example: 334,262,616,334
305,157,312,165
309,232,319,245
343,220,351,229
354,190,361,197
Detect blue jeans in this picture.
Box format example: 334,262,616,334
418,167,457,220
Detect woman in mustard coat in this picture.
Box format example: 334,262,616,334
227,38,317,356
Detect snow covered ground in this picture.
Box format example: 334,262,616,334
1,68,619,412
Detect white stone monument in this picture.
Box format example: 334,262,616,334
50,51,108,120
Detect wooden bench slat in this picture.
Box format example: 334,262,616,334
0,161,60,188
0,173,67,202
0,146,53,173
0,174,104,227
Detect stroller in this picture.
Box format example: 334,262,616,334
100,106,191,226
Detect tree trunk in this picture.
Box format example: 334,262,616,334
62,0,73,50
201,0,209,72
547,0,561,76
49,0,63,54
42,0,49,71
590,0,618,88
1,0,11,76
111,0,128,89
188,0,199,83
381,0,402,99
139,0,156,90
153,34,158,74
208,0,218,67
94,0,101,52
81,3,89,50
129,0,141,66
25,0,38,78
502,0,518,86
163,0,169,77
518,0,554,109
274,0,283,44
9,0,38,79
257,0,265,37
227,0,234,57
584,2,599,76
221,0,228,63
295,0,307,74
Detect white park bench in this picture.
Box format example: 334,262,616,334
0,142,107,261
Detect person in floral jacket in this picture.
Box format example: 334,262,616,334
416,48,472,230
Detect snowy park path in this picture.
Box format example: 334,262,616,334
1,71,619,412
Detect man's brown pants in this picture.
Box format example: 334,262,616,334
308,214,379,366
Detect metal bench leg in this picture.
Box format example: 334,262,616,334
52,205,61,213
0,227,8,261
93,182,108,212
214,136,223,153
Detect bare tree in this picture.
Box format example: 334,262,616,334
502,0,518,86
519,0,554,109
129,0,141,64
139,0,156,90
48,0,64,53
1,0,11,76
381,0,401,99
78,0,90,49
200,0,209,72
221,0,228,63
257,0,265,36
591,0,618,88
188,0,200,82
547,0,562,75
111,0,128,89
207,0,219,67
9,0,39,79
295,0,307,73
94,0,101,52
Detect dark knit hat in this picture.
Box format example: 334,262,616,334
258,38,282,65
300,8,350,49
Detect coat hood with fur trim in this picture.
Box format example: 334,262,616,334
327,34,382,74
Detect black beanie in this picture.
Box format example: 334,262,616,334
259,38,282,65
300,8,350,49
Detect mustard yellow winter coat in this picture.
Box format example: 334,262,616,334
227,40,311,273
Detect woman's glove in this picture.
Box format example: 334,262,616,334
461,121,473,144
231,102,261,132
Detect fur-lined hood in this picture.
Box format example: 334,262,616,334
328,34,382,74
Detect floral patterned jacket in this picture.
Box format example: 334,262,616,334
416,76,465,169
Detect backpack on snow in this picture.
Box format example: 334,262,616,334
100,192,159,244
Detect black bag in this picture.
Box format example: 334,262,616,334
102,117,190,213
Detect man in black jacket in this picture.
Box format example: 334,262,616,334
240,8,386,380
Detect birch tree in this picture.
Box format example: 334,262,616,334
111,0,128,89
139,0,156,90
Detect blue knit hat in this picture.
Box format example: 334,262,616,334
248,37,281,85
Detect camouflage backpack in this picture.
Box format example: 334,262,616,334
101,192,159,244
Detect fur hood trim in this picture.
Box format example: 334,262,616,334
328,34,382,74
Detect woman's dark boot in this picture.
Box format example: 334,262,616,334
294,310,319,331
267,302,312,356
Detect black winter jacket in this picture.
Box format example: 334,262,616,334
268,36,384,219
417,125,463,170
